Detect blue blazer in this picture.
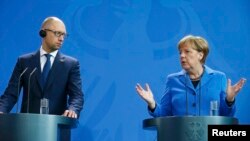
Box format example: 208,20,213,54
149,65,236,117
0,50,84,116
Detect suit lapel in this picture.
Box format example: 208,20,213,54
32,50,43,91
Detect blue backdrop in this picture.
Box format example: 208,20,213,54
0,0,249,140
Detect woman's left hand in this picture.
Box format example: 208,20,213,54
226,78,246,102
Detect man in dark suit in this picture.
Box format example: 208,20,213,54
0,16,84,118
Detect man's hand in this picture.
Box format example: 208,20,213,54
62,110,77,118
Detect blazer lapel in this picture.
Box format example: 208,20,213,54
179,70,195,91
200,66,213,88
179,66,214,93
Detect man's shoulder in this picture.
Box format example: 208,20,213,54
19,51,38,59
59,53,79,63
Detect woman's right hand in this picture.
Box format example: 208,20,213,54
135,83,156,109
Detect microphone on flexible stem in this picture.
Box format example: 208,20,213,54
190,65,203,116
16,67,28,113
184,63,194,116
192,68,202,116
198,77,201,116
185,63,202,116
198,68,204,116
27,67,37,113
185,72,189,116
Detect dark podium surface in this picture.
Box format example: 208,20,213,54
0,113,78,141
143,116,238,141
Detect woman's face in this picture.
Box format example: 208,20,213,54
179,42,203,71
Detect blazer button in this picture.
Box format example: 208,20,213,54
192,103,196,107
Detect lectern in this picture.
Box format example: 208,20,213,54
0,113,78,141
143,116,238,141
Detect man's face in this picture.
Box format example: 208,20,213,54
43,20,67,52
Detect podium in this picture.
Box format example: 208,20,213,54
0,113,78,141
143,116,238,141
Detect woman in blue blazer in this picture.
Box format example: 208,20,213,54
136,35,246,117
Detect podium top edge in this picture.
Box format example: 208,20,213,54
143,116,238,121
0,113,78,127
143,116,239,128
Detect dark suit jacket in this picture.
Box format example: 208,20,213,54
0,50,84,116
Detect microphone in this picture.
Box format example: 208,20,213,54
184,60,194,116
16,67,28,113
198,68,204,116
198,77,201,116
184,72,189,116
184,61,203,116
27,67,37,113
189,66,203,116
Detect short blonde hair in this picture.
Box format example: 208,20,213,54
178,35,209,64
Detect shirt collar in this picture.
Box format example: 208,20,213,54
40,46,58,58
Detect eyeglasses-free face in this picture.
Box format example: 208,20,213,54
44,29,68,38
